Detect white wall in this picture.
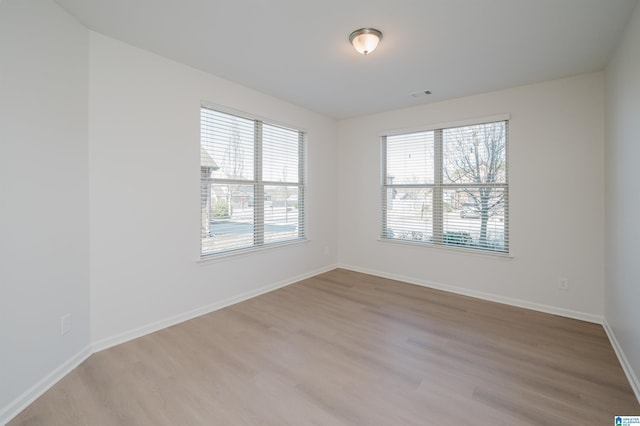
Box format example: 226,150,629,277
0,0,90,420
3,1,635,421
604,1,640,398
88,33,338,346
337,73,605,320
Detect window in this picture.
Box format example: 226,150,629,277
200,107,305,257
382,119,508,254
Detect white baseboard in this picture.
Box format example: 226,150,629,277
0,345,92,426
92,263,339,353
337,263,639,404
6,263,626,425
603,319,640,404
1,264,338,425
337,263,603,324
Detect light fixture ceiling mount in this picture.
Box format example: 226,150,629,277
349,28,383,55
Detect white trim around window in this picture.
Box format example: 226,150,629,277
200,105,306,258
381,115,510,255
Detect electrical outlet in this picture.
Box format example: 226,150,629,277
61,314,72,335
558,278,569,291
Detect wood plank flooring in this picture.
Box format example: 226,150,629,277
10,269,640,425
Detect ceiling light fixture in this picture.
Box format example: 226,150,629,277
349,28,383,55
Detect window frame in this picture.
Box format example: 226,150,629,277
381,115,510,255
200,104,306,259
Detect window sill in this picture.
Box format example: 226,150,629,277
197,238,310,264
377,238,514,260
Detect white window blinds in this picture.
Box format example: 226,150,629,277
382,120,508,254
200,107,305,257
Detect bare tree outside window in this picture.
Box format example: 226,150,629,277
219,120,248,217
222,122,245,180
444,122,506,247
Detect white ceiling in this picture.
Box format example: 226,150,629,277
55,0,637,119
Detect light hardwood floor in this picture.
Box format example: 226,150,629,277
10,269,640,425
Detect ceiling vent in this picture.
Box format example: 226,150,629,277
410,90,432,98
